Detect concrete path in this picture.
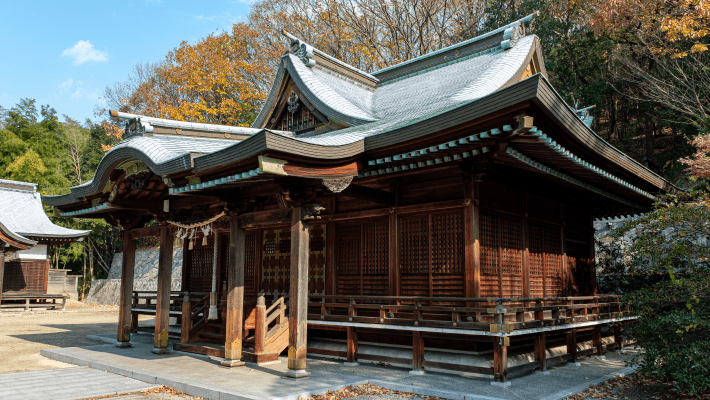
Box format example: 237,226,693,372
0,366,157,400
41,339,639,400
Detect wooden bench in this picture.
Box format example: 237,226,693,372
0,294,68,311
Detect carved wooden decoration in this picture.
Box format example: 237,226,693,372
322,177,353,193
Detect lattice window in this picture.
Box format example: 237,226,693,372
528,223,544,277
363,220,388,275
245,233,256,278
337,224,360,275
544,224,563,296
276,97,321,132
500,217,522,276
188,235,215,292
264,240,276,254
311,236,324,252
278,239,291,254
432,213,464,274
400,216,429,274
480,213,498,275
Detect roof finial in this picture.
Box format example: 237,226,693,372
501,11,539,50
280,29,316,67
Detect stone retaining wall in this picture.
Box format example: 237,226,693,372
85,247,183,305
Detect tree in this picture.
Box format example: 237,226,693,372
62,121,90,185
157,23,271,125
610,191,710,395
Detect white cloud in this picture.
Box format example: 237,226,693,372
62,40,108,65
60,78,74,88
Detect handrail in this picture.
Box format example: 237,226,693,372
265,297,284,315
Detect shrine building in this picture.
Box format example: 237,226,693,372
45,13,676,382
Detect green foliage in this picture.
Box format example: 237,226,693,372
624,278,710,395
614,191,710,278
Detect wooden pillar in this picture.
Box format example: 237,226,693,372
535,332,547,372
222,216,246,367
411,331,424,375
388,213,398,297
593,326,603,356
493,339,508,383
567,329,578,364
152,224,173,354
180,292,192,343
287,207,310,378
0,251,5,305
465,178,481,300
614,324,624,351
117,230,135,348
345,327,358,365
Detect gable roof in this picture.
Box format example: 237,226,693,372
0,179,90,242
45,14,679,215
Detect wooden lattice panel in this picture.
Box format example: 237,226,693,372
362,221,388,275
261,229,290,293
308,225,326,294
401,274,428,297
431,213,464,274
544,224,563,296
186,236,215,293
500,216,522,297
399,216,429,274
480,213,498,275
527,222,544,298
244,232,257,299
433,273,465,298
337,224,360,276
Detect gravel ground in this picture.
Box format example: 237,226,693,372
0,301,119,373
564,374,710,400
84,386,203,400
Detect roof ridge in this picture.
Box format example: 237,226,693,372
280,29,378,84
372,12,538,81
0,179,37,193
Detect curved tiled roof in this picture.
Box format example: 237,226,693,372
0,179,89,240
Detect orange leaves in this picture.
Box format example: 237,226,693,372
680,134,710,179
158,23,269,126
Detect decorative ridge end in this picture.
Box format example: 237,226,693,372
501,11,539,50
109,109,118,117
123,117,154,140
281,28,316,67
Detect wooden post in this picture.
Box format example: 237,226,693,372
345,327,358,365
493,339,508,383
593,326,603,356
567,329,578,364
222,216,246,367
117,230,135,348
535,332,547,372
180,293,192,343
0,252,5,305
131,292,139,333
287,207,310,378
614,324,624,351
411,331,424,375
254,295,266,354
152,224,173,354
388,213,398,297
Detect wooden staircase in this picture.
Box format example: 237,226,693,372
174,294,289,364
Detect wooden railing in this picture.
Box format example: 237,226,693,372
307,294,626,333
178,292,211,343
254,294,288,354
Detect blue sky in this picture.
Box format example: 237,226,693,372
0,1,251,123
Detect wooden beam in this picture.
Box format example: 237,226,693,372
152,224,173,354
340,184,394,205
222,215,246,367
116,230,135,348
238,205,324,229
287,207,310,378
109,199,162,211
567,329,578,364
171,196,223,210
129,226,162,240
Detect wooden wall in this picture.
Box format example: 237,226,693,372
2,260,49,294
184,168,597,300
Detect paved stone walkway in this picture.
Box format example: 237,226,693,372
41,340,640,400
0,366,157,400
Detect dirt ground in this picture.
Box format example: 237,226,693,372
0,300,119,373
